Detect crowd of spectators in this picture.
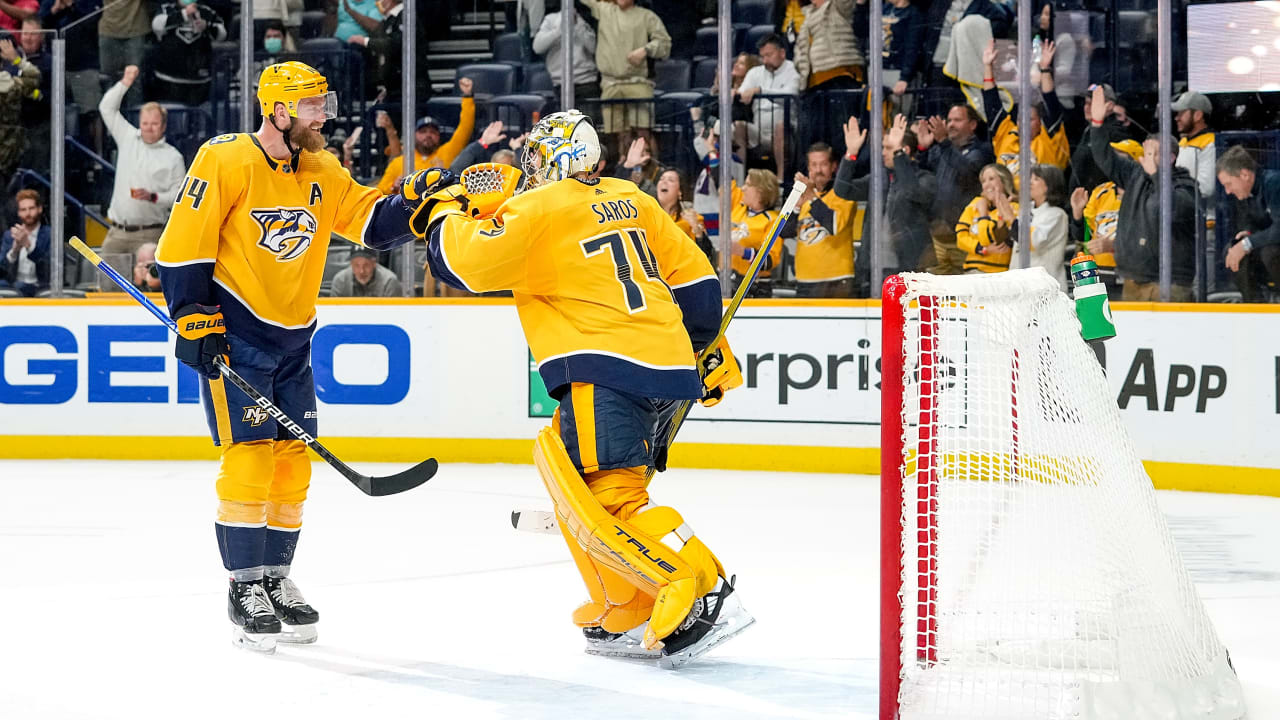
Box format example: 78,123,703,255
0,0,1278,301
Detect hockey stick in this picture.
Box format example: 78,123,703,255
69,237,437,497
512,182,809,532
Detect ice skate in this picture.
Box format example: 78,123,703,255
657,575,755,669
228,579,281,654
582,624,662,660
263,575,319,644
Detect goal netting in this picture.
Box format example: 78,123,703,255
879,270,1246,720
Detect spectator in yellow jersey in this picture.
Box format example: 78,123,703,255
729,168,781,298
979,39,1069,187
375,76,476,195
955,163,1017,273
656,167,716,266
789,140,856,298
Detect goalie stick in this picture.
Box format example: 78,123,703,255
512,181,809,533
69,237,438,497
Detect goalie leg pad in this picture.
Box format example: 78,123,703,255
532,428,723,646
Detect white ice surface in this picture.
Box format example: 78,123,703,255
0,460,1275,720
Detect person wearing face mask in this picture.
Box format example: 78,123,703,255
261,20,285,56
98,63,187,259
151,0,226,105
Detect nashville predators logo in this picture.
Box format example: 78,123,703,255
242,406,270,427
251,207,318,262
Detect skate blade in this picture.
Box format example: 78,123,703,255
231,627,278,654
583,641,662,660
278,623,318,644
658,606,756,670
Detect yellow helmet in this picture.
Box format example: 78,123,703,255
257,61,336,120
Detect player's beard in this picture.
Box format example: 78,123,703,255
288,120,326,153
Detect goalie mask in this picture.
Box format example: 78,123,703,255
521,110,601,187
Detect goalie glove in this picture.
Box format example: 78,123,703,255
174,303,229,379
458,162,523,220
698,337,743,407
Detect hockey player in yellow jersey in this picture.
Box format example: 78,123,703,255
155,61,432,653
411,110,755,668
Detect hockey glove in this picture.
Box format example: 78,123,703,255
408,183,471,238
400,167,456,209
458,162,523,220
174,303,229,379
698,337,743,407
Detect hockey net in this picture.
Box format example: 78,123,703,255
879,270,1245,720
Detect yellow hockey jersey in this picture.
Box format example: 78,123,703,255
427,176,722,400
729,182,781,278
993,116,1070,185
156,133,416,352
1082,182,1120,269
794,185,856,283
955,196,1018,273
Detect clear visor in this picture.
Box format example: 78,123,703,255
296,91,338,121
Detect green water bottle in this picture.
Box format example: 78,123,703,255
1071,253,1116,342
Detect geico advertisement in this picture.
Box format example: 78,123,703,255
0,304,533,439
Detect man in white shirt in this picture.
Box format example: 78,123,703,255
98,64,187,260
531,4,600,103
736,34,801,177
0,188,51,296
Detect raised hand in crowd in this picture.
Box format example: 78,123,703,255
624,136,651,169
981,39,998,72
458,76,473,97
689,105,702,122
479,120,508,148
1040,39,1056,70
843,115,867,159
928,115,948,146
794,171,818,205
0,38,16,63
1070,187,1088,220
342,126,362,168
993,189,1016,231
885,114,908,153
122,64,140,87
1090,84,1108,125
912,118,935,150
509,133,527,151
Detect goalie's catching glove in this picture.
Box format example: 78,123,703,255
404,168,471,237
698,336,743,407
458,162,523,220
174,303,229,379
